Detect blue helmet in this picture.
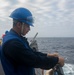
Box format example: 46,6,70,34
9,7,34,26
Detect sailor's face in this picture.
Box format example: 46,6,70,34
22,23,30,35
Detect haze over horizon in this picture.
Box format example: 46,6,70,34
0,0,74,37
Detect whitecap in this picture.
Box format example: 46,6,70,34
63,63,74,75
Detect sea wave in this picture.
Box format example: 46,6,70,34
63,63,74,75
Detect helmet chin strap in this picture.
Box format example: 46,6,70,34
21,23,24,36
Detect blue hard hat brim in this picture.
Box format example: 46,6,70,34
21,20,34,27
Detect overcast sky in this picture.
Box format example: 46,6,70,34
0,0,74,37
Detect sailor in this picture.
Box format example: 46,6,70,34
1,7,64,75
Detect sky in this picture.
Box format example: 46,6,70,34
0,0,74,37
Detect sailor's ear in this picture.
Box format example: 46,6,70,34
16,22,22,29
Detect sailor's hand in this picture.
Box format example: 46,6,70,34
47,53,59,57
47,53,64,67
58,57,64,67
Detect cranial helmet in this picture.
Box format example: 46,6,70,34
9,7,34,26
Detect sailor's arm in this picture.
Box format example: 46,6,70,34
4,39,59,69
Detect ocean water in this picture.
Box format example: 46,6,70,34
29,37,74,75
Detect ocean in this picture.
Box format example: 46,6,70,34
33,37,74,75
0,37,74,75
